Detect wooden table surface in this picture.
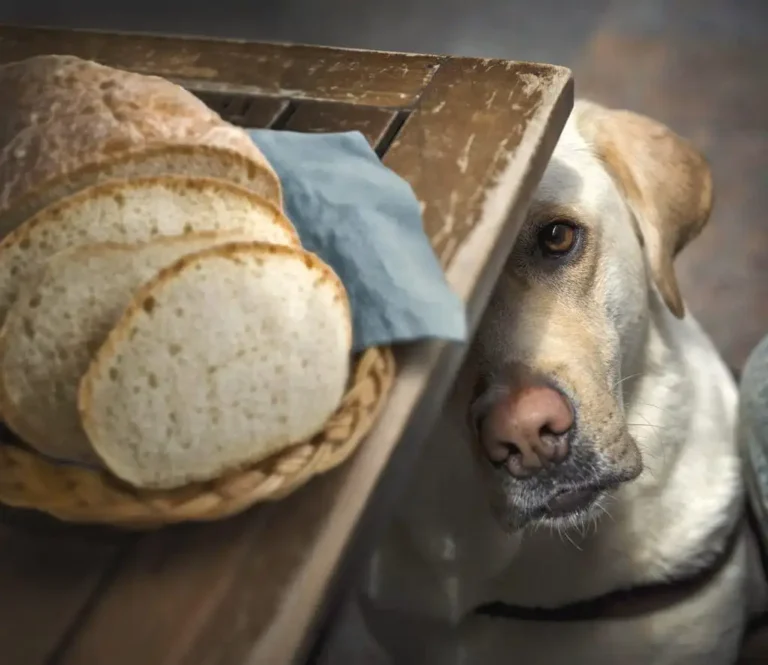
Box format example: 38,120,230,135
0,25,572,665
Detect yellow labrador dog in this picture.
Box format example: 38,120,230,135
321,100,768,665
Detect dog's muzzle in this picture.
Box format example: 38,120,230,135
471,375,640,527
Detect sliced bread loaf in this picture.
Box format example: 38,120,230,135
78,242,352,489
0,175,299,326
0,231,278,464
0,55,281,236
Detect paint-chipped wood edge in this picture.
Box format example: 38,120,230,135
447,66,574,323
0,24,444,106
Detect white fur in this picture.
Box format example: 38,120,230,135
319,103,767,665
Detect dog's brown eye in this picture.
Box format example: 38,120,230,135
538,222,578,257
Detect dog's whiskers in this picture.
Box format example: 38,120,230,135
634,400,676,415
561,527,583,551
611,373,642,392
596,501,615,523
631,412,670,468
627,437,662,481
626,421,668,429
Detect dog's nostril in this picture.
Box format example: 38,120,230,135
498,440,522,459
488,440,524,470
540,423,569,440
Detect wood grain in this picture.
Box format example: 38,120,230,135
0,25,440,106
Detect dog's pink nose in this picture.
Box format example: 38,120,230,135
479,385,573,477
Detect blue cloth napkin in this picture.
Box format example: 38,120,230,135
249,130,467,352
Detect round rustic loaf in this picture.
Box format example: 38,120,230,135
0,54,282,237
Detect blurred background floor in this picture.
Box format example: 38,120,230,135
2,0,767,369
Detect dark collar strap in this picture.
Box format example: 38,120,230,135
475,515,744,622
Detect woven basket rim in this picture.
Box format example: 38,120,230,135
0,346,395,529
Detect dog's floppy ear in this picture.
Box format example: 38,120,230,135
577,102,713,318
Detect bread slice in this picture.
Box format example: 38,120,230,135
0,175,299,326
0,231,277,464
79,242,352,489
0,55,282,236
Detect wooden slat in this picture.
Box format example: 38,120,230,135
0,25,440,107
48,56,572,665
0,512,130,665
284,101,401,150
195,92,290,129
241,99,291,129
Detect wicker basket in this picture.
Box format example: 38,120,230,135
0,346,395,529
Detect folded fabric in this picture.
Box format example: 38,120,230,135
249,129,467,352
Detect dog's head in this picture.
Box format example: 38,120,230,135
469,100,713,531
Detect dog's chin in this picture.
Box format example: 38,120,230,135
526,487,608,531
479,431,644,533
489,480,623,533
